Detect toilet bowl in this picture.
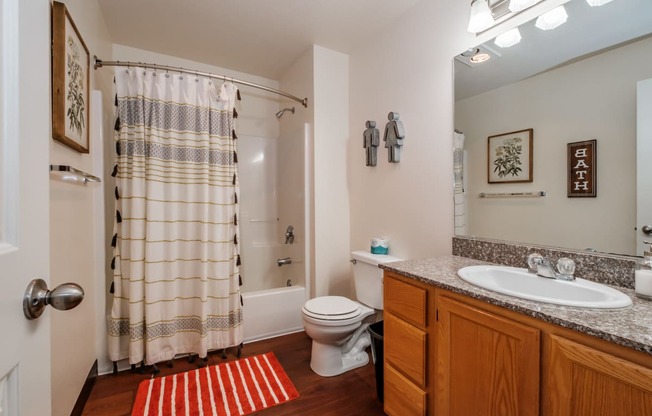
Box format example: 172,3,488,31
302,251,402,377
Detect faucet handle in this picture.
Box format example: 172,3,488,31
556,257,576,279
527,253,543,273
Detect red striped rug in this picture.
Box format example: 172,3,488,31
132,352,299,416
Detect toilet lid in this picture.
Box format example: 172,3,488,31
303,296,361,320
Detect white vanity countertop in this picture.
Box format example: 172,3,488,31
380,255,652,355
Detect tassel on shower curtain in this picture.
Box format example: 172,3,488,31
108,69,243,366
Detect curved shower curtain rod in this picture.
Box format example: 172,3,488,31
93,56,309,108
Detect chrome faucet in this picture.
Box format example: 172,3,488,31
527,253,576,281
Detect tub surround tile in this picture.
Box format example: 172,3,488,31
380,255,652,356
452,236,637,289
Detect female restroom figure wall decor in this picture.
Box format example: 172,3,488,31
363,120,380,166
384,112,404,163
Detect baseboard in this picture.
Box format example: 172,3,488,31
70,359,98,416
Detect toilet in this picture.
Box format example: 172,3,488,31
302,250,402,377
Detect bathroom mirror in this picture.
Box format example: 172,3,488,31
454,0,652,257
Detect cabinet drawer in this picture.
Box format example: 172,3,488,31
384,275,427,328
385,312,426,387
385,364,426,416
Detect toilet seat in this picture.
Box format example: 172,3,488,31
302,296,361,321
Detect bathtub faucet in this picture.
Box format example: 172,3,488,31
277,257,292,267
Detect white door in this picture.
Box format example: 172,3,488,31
637,79,652,256
0,0,52,414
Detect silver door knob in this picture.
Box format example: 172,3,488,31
642,225,652,235
23,279,84,320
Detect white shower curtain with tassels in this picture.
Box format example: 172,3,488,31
108,68,243,366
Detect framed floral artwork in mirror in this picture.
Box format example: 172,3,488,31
487,128,533,183
52,1,89,153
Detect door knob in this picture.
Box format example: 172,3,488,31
23,279,84,320
642,225,652,235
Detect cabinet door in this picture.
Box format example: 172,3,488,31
546,334,652,416
436,296,540,416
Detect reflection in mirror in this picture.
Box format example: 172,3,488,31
454,0,652,257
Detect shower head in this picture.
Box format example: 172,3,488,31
275,107,295,118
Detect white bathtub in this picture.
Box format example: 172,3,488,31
242,285,306,343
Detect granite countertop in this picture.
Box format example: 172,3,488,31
380,255,652,355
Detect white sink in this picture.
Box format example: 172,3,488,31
457,265,632,309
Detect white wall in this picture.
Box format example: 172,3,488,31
48,1,113,415
348,1,472,262
456,36,652,255
279,48,314,295
280,45,354,298
312,46,351,297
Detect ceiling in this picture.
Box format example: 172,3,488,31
455,0,652,100
97,0,423,80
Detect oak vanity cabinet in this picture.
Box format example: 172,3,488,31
383,273,435,416
383,270,652,416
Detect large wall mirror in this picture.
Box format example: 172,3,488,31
454,0,652,257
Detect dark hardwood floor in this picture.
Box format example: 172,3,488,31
83,331,385,415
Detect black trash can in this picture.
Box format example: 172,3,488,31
368,320,384,402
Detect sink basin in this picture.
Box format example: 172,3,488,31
457,265,632,309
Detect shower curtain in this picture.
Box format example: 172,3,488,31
108,68,243,366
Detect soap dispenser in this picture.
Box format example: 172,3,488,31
635,241,652,300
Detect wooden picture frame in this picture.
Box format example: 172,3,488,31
52,1,90,153
487,128,533,183
567,139,597,197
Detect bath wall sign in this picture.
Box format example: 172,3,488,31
567,139,596,197
383,112,404,163
363,120,380,167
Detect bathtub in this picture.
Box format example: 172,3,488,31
242,285,306,343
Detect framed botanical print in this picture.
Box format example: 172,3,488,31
487,128,533,183
52,1,90,153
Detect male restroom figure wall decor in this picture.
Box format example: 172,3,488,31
363,120,380,166
383,112,404,163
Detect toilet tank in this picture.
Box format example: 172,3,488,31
351,250,403,310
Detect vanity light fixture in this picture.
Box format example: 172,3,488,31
508,0,542,13
468,0,495,33
494,27,522,48
586,0,616,6
535,5,568,30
